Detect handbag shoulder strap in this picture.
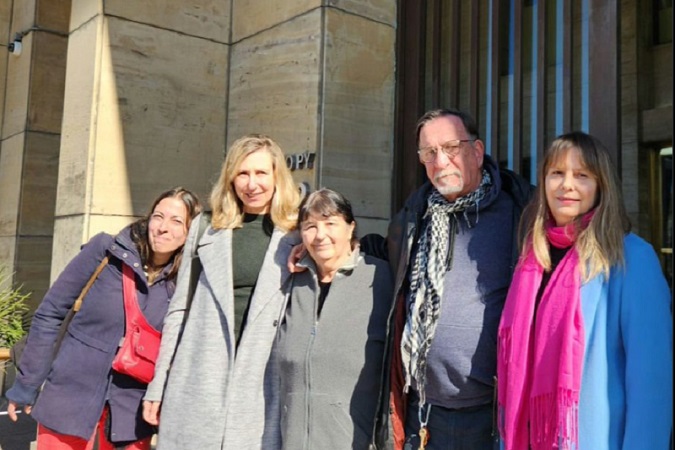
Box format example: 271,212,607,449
121,264,157,331
73,256,109,312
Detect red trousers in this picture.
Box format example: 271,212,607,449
36,408,152,450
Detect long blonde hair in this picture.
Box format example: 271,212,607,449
523,131,631,281
209,134,299,231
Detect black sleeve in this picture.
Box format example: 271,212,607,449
359,233,388,261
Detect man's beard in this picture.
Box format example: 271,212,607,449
434,170,463,197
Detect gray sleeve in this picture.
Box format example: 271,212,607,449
144,214,203,401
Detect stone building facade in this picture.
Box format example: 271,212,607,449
0,0,671,311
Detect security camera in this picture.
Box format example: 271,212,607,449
8,39,22,55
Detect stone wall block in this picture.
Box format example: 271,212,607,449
19,132,59,235
327,0,396,27
320,9,395,220
15,236,52,309
50,216,84,282
229,10,322,156
37,0,71,33
232,0,319,42
87,214,136,237
10,0,36,38
70,0,102,31
356,217,390,238
7,0,71,36
0,1,11,42
2,32,32,138
0,133,24,236
89,17,227,216
56,16,102,216
0,43,7,138
50,214,135,282
0,236,17,280
106,0,230,43
28,31,68,133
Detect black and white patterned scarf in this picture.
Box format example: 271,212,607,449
401,169,492,404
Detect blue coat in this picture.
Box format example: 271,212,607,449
6,226,175,442
578,233,672,449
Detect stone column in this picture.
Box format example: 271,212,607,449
52,0,230,280
227,1,396,235
0,1,69,306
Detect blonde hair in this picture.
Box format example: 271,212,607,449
209,134,299,231
522,131,631,281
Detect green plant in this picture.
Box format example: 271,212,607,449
0,266,30,348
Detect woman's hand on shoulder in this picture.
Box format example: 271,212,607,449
142,400,161,426
287,243,307,273
7,401,31,422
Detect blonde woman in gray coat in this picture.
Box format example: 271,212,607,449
142,134,301,450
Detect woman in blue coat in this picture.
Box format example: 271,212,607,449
5,187,201,450
497,132,672,450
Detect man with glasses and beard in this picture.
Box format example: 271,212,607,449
365,108,532,450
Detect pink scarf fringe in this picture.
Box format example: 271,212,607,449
498,213,592,450
530,389,579,450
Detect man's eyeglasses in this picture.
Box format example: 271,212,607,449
417,139,476,163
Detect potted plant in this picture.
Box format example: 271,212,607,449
0,268,35,450
0,266,30,371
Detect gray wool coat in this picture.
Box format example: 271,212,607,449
145,213,300,450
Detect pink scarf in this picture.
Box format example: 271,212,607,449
497,213,592,450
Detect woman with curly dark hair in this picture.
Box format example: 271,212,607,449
6,187,201,450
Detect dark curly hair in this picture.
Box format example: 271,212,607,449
129,187,202,281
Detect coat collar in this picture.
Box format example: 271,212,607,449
196,226,233,317
195,225,301,323
110,225,174,288
297,244,362,282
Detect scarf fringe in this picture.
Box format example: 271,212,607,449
530,389,579,450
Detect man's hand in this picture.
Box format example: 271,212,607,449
142,400,161,426
7,401,31,422
287,244,308,273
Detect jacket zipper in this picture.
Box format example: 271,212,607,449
303,275,320,450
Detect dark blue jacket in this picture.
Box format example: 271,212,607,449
5,226,175,442
361,155,533,448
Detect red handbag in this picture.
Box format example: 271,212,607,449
111,264,162,384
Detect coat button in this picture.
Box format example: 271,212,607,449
122,252,128,258
273,320,279,327
133,262,139,267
